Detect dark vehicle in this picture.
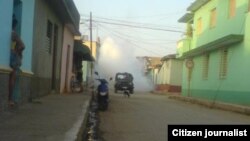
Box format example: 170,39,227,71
114,72,134,94
95,72,110,111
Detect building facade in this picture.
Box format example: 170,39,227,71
154,54,182,93
0,0,16,111
0,0,82,111
32,0,81,96
177,0,250,106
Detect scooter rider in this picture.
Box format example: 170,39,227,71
97,79,109,101
96,78,109,110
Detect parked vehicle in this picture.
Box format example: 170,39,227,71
114,72,134,94
95,72,109,111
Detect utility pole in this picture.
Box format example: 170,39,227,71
90,12,94,99
90,12,93,76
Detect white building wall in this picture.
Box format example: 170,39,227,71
156,61,171,85
170,60,183,86
164,61,171,84
155,59,182,86
154,68,159,84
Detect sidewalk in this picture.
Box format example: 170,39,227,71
152,91,250,116
0,93,91,141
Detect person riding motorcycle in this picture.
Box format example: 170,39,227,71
96,79,109,110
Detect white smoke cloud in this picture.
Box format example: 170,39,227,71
95,37,153,92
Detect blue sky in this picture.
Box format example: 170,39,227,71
73,0,194,57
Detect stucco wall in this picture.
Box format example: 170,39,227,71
162,61,170,84
60,27,74,93
182,40,250,106
0,0,13,68
170,60,183,86
0,73,9,111
20,0,35,72
32,0,63,96
192,0,247,49
180,0,250,106
0,0,34,111
155,59,182,86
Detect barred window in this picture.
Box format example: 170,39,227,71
248,0,250,12
219,49,228,79
202,54,209,80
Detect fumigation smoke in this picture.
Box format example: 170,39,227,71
95,37,154,92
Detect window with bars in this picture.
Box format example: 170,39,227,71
229,0,236,18
248,0,250,12
197,17,202,35
202,54,209,80
210,8,217,28
219,49,228,79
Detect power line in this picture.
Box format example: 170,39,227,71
80,12,184,20
87,16,181,30
97,25,165,56
89,20,184,33
82,21,179,54
97,23,177,47
80,15,179,56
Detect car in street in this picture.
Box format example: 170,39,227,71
114,72,134,94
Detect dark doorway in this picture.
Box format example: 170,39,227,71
51,24,58,90
13,0,22,36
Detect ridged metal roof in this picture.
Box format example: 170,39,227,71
187,0,211,12
178,13,194,23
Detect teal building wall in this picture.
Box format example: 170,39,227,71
179,0,250,106
20,0,35,73
0,0,13,68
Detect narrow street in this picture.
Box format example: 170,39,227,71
99,92,250,141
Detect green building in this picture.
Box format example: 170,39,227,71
177,0,250,106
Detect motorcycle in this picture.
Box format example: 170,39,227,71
95,72,110,111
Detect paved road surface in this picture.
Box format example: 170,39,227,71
99,92,250,141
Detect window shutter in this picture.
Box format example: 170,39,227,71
219,49,228,79
202,54,209,80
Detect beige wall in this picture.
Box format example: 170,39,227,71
155,59,182,86
153,68,159,84
170,60,183,86
60,27,74,93
159,61,170,84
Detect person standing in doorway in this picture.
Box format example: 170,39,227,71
9,15,25,107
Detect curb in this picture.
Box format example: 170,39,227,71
75,91,95,141
75,99,91,141
63,95,91,141
168,95,250,116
